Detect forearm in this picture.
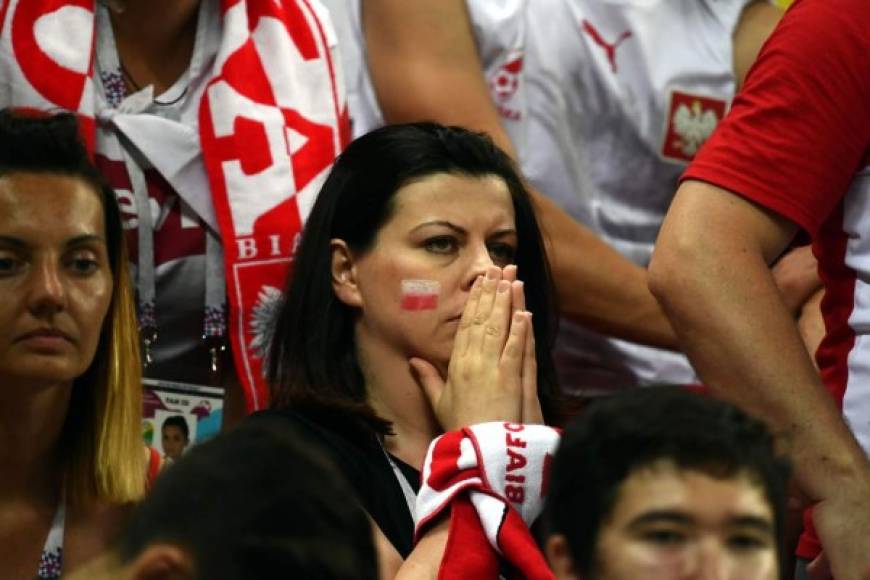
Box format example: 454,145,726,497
394,518,449,580
363,0,512,155
534,191,678,349
650,185,870,500
732,0,784,90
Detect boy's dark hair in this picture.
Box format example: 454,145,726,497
267,122,560,433
161,415,190,441
120,419,378,580
547,387,790,577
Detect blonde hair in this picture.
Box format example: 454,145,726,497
63,239,145,505
0,110,146,505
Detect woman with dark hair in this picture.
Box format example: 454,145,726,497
0,110,147,578
262,123,562,577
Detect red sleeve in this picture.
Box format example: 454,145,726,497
682,0,870,237
146,446,162,490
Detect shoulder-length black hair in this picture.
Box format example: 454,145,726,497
267,123,559,433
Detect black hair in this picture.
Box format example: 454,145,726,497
546,387,790,578
161,415,190,441
0,109,123,273
267,122,560,433
120,418,378,580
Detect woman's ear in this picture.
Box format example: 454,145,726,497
129,544,194,580
330,239,363,308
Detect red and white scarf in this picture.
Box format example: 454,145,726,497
416,422,561,580
0,0,349,411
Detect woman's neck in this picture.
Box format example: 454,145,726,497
0,379,71,504
356,327,441,470
109,0,201,95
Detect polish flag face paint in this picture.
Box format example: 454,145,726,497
401,279,440,311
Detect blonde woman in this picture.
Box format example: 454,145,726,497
0,110,148,579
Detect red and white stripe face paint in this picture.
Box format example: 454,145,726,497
400,279,440,311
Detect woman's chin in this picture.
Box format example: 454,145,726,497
411,352,450,377
1,358,81,387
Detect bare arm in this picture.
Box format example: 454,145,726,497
734,1,827,361
394,519,449,580
649,180,870,579
363,0,678,348
733,0,783,90
534,192,677,347
369,516,448,580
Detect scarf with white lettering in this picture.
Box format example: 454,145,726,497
0,0,349,411
416,422,560,580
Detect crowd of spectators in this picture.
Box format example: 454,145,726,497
0,0,867,578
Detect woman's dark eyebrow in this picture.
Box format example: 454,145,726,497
65,234,106,248
0,235,26,249
489,228,518,238
0,234,105,249
410,222,518,238
411,220,466,235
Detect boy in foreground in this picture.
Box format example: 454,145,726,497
546,388,789,580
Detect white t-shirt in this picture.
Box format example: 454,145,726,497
524,0,754,393
327,0,753,393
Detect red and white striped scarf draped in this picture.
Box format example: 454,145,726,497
0,0,349,411
417,422,560,580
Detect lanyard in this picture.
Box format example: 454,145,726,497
378,440,417,521
94,3,226,378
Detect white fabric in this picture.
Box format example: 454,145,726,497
524,0,753,392
415,422,560,536
37,500,64,579
841,166,870,453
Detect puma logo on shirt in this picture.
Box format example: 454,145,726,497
581,19,632,74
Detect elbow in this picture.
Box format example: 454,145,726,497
648,226,707,311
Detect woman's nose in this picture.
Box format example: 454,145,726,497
462,244,497,290
27,259,66,316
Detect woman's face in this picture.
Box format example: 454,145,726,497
340,173,517,368
0,173,113,387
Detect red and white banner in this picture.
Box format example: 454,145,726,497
0,0,350,411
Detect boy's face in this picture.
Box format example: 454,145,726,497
549,460,779,580
162,425,189,460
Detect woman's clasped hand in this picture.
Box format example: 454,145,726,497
410,264,541,431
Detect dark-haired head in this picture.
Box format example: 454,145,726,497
546,387,790,579
116,419,377,580
267,123,559,432
162,415,190,441
0,109,143,503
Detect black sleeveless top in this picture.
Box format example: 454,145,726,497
249,408,421,558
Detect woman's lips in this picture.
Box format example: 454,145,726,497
16,328,74,351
